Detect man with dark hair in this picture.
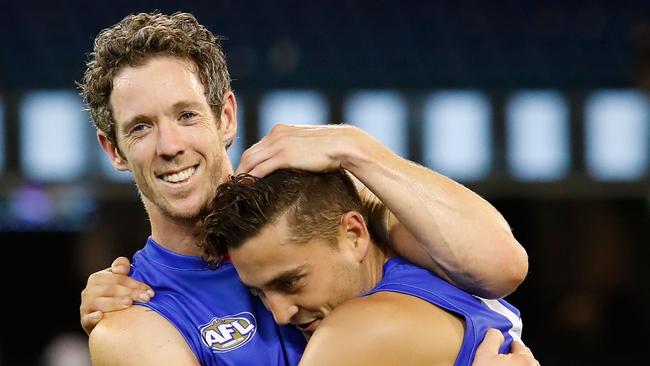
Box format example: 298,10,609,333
78,11,532,366
199,169,524,365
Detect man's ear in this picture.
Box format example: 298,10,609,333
339,211,372,263
219,91,238,146
97,131,129,171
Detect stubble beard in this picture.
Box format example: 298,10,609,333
329,260,364,310
138,158,225,223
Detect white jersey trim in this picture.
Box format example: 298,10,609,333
476,297,523,343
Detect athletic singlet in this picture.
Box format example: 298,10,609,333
364,257,523,366
129,237,306,365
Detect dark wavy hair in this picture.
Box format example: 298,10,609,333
79,11,231,146
198,169,368,268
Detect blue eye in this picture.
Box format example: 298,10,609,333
129,124,149,135
180,112,197,120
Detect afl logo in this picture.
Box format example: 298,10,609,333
199,312,257,353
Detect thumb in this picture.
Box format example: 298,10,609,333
110,256,131,275
81,311,103,336
475,329,505,358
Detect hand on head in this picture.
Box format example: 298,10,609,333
235,124,360,177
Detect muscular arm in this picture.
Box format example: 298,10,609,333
89,305,200,366
236,124,528,298
299,292,464,366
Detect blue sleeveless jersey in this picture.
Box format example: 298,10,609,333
129,237,306,365
364,257,523,366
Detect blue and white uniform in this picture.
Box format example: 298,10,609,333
130,237,306,365
364,257,523,366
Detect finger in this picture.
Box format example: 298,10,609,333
235,137,269,174
82,274,155,315
81,311,103,335
82,287,152,316
111,275,155,297
235,142,278,175
87,296,136,314
475,329,505,358
88,270,154,292
87,283,154,300
110,256,131,275
247,154,289,178
510,340,534,357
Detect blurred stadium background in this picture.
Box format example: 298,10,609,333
1,1,649,365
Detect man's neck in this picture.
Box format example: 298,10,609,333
147,207,204,256
361,241,396,293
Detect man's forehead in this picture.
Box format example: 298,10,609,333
232,224,306,278
112,57,203,95
114,55,199,80
109,56,208,123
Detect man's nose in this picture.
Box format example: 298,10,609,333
265,293,299,325
156,119,185,158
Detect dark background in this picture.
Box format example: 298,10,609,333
1,1,649,365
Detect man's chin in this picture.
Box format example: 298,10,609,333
140,189,208,222
160,202,205,221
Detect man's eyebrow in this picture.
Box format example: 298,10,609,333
120,114,152,133
171,100,203,111
266,266,306,287
244,265,307,291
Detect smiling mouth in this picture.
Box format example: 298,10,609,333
158,165,197,183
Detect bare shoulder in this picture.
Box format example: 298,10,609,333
89,305,199,366
299,291,465,366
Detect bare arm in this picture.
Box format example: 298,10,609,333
299,292,463,366
89,305,200,366
236,124,528,298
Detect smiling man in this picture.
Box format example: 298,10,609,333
81,13,306,365
199,170,523,365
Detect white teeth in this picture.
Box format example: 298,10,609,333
161,166,196,183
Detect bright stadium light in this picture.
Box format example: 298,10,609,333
20,91,88,181
344,90,408,157
422,91,492,181
258,90,329,138
585,90,649,181
506,91,570,181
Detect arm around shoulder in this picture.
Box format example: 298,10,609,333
299,292,464,366
89,305,199,366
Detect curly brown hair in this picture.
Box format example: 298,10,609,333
79,11,231,146
198,169,368,268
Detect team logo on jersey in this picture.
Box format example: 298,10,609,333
199,312,257,353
